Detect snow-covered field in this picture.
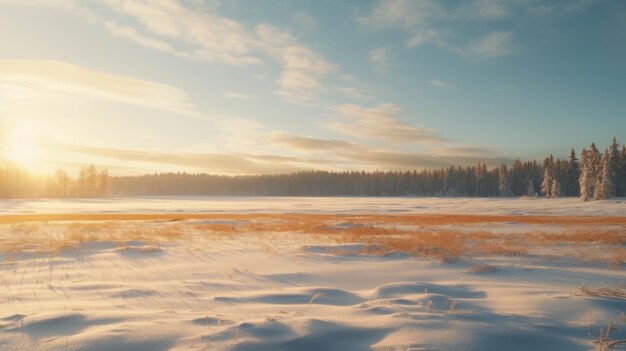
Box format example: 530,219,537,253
1,197,626,351
2,196,626,216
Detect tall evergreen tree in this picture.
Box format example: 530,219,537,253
563,148,580,197
442,166,456,196
541,167,553,199
588,142,602,196
608,137,621,196
594,150,613,200
579,148,592,201
551,178,561,198
509,159,524,196
621,145,626,197
498,164,512,197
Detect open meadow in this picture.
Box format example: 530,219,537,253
1,197,626,350
3,0,626,349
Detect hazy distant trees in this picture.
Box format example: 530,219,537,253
50,169,71,197
0,164,109,198
0,165,41,198
1,138,625,200
106,137,626,200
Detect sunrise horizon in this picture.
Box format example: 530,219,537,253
2,2,626,350
2,1,625,176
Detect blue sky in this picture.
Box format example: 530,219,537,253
0,0,624,175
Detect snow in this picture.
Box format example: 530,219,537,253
1,196,626,216
1,197,625,350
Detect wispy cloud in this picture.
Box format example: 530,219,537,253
359,0,518,59
406,30,441,48
105,3,333,105
270,132,360,152
0,60,201,117
101,0,262,66
369,48,388,71
338,86,371,100
324,103,446,144
104,21,176,53
215,117,267,152
223,91,252,100
253,22,334,104
293,12,316,30
454,0,511,20
52,143,305,174
427,145,499,157
271,132,509,170
8,0,334,105
430,80,455,89
358,0,446,50
357,0,444,29
460,31,514,60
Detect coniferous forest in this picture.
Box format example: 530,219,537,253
1,138,625,199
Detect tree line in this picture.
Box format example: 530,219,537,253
0,165,109,199
1,138,625,199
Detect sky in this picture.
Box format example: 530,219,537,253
0,0,625,175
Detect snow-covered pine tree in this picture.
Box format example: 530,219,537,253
588,142,602,196
550,179,560,198
541,167,553,199
579,148,591,201
498,164,512,197
594,150,613,200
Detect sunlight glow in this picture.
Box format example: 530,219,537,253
7,120,39,167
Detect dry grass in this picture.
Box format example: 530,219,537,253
1,213,624,264
574,285,626,300
1,221,187,254
596,319,626,351
2,213,626,226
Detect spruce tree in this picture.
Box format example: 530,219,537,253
498,164,512,197
588,142,602,195
443,166,456,196
509,159,524,196
551,179,560,198
608,137,621,196
541,167,553,199
564,148,580,197
621,145,626,197
579,148,591,201
594,150,613,200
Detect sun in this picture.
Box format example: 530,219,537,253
7,121,40,166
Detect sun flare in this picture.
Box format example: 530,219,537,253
7,121,39,166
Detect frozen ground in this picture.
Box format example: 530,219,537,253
1,198,625,351
1,196,626,216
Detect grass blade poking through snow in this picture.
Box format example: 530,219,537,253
596,320,626,351
308,292,326,312
449,300,459,316
233,325,240,343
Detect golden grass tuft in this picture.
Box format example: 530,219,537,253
1,213,624,265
